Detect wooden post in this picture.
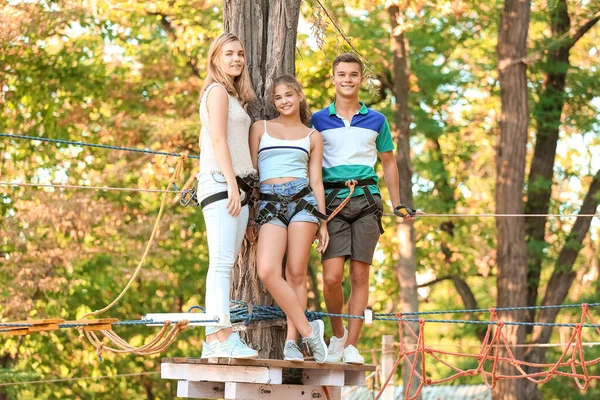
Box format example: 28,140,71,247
380,335,395,400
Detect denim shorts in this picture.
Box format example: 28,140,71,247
258,178,319,228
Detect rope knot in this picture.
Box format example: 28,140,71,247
581,303,589,313
96,342,105,358
176,320,189,332
345,179,358,188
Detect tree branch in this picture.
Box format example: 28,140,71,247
526,169,600,362
149,12,200,78
418,275,452,288
418,273,484,288
569,11,600,49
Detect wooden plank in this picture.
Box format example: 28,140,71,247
162,363,282,384
344,370,366,386
82,324,113,331
224,382,341,400
4,329,29,336
177,380,225,399
162,357,376,372
1,319,66,335
301,369,345,386
28,319,65,325
28,323,60,333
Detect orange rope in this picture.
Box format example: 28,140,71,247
376,304,600,400
326,180,356,223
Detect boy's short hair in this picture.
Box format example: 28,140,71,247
332,53,364,75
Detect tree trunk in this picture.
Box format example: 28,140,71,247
388,4,421,398
524,0,570,325
495,0,530,398
524,170,600,399
224,0,302,359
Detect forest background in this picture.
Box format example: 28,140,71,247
0,0,599,399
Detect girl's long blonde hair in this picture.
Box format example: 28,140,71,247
199,33,256,106
267,75,312,126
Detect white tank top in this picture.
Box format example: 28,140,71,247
198,83,256,178
257,120,314,183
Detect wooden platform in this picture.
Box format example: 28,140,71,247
162,357,376,399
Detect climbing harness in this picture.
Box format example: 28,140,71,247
179,174,259,209
324,178,385,233
254,186,328,227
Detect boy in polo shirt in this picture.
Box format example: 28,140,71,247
311,53,416,364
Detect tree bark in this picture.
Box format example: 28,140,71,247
495,0,530,398
224,0,302,359
524,0,570,325
388,3,421,398
524,170,600,400
224,0,301,117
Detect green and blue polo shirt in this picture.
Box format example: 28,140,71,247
311,102,395,198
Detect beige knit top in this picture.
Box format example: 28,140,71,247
198,83,256,178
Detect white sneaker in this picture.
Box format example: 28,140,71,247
343,345,364,365
325,326,348,362
201,332,258,359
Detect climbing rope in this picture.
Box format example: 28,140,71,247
376,304,600,400
0,181,181,193
0,132,200,159
72,152,191,358
325,179,357,222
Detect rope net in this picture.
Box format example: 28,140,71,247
377,304,600,400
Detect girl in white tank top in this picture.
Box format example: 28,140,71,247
248,75,330,362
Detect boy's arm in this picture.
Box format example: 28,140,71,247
379,150,401,209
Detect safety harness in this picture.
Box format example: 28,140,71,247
179,174,259,209
324,178,385,234
254,186,328,227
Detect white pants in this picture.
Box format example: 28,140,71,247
198,173,248,335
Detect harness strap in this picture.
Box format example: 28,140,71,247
198,175,259,209
324,178,377,190
325,178,378,209
255,186,327,227
294,199,328,221
332,203,385,234
256,202,288,226
259,186,312,203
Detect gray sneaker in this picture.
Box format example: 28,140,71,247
200,332,258,359
283,340,304,362
301,320,328,363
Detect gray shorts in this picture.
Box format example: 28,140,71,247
258,178,319,228
322,195,383,265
